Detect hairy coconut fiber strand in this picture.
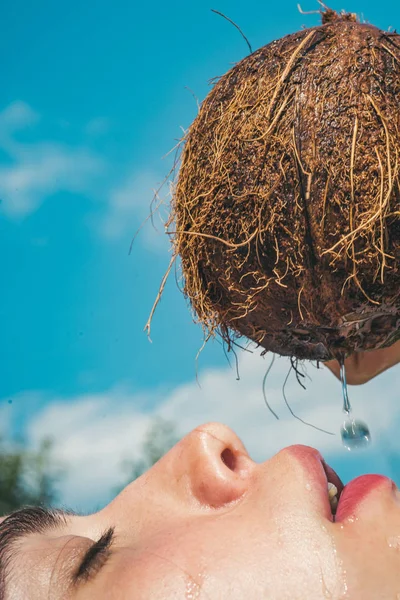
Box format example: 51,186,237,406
170,11,400,361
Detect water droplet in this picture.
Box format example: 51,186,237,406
341,418,371,450
339,359,371,450
344,515,357,524
339,360,351,415
341,568,349,596
185,573,204,600
305,482,312,491
320,574,332,598
387,536,400,550
185,581,200,600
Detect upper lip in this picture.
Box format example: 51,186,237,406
285,445,344,521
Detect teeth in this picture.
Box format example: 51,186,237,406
328,482,338,513
328,482,338,499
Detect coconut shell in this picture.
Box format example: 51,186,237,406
171,12,400,361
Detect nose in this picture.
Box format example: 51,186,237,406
177,422,254,508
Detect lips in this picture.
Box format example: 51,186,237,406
335,474,395,522
321,466,395,523
284,445,344,520
284,445,395,523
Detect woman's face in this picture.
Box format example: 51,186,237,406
1,422,400,599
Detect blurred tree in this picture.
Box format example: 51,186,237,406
116,417,180,491
0,437,62,515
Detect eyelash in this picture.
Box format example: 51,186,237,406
74,527,115,583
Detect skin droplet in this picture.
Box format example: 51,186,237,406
387,536,400,550
185,580,201,600
339,359,371,450
185,572,204,600
344,516,357,524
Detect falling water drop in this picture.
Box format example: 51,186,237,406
339,359,371,450
341,419,371,450
339,361,351,415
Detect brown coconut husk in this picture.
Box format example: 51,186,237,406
168,7,400,361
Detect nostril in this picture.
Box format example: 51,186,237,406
221,447,236,471
186,427,252,507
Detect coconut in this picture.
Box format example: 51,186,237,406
169,7,400,361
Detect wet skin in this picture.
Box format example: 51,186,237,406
1,422,400,599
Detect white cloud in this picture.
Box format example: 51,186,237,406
0,144,103,217
99,170,170,252
20,351,400,511
0,101,39,136
0,101,104,217
26,389,154,509
0,101,171,246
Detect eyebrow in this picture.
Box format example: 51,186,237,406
0,506,77,600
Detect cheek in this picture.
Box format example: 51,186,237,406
106,550,190,600
109,517,341,600
238,516,341,599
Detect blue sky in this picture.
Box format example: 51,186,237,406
1,0,400,512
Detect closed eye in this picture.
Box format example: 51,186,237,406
73,527,115,584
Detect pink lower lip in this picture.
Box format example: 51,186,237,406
336,474,394,521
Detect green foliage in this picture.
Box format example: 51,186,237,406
116,417,180,491
0,437,62,515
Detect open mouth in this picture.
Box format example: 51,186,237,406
287,446,394,522
321,460,344,520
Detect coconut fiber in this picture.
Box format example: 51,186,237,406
169,9,400,361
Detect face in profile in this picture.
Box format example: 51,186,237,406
1,422,399,599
